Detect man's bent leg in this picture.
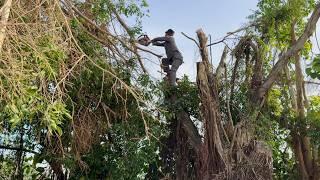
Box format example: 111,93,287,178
161,58,170,73
169,58,183,86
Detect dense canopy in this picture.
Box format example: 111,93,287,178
0,0,320,179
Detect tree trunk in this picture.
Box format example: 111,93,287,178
0,0,12,53
195,29,273,180
290,20,319,180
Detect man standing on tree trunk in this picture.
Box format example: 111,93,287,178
150,29,183,86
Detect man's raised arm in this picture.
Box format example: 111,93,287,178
152,41,165,46
152,36,171,42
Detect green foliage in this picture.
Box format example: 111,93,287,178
69,119,162,179
307,96,320,145
246,2,318,178
261,88,298,179
0,155,15,179
160,76,200,119
61,57,164,179
306,55,320,80
0,0,159,179
0,32,71,135
253,0,315,58
175,76,200,118
88,0,148,36
43,101,71,136
35,36,68,80
1,0,319,179
267,88,282,117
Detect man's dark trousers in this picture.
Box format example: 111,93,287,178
162,56,183,86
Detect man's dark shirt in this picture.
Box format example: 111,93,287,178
151,36,183,60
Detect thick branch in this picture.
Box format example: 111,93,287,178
256,3,320,101
110,6,132,37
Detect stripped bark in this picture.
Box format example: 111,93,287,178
197,61,226,176
0,0,12,53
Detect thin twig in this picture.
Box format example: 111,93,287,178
181,32,200,48
64,0,147,73
207,23,256,47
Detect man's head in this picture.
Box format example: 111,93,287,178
165,29,175,37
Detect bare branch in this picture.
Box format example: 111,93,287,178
207,23,256,47
181,32,200,48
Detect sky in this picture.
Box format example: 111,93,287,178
138,0,258,80
135,0,320,95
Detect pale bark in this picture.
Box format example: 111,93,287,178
216,46,228,80
0,0,12,53
197,29,226,177
291,21,315,179
284,65,297,110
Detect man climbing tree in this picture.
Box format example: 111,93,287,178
150,29,183,86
